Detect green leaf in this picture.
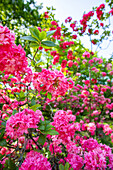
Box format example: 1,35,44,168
40,91,47,95
0,153,4,159
30,104,40,111
31,98,36,106
0,139,7,146
59,164,64,170
35,67,42,72
44,129,59,135
4,157,17,170
20,36,38,42
47,30,56,37
45,124,54,131
12,109,18,115
0,128,5,138
41,41,56,47
39,31,47,41
1,121,6,127
38,134,46,145
47,92,52,100
0,164,2,169
38,124,45,131
29,27,40,41
0,103,3,110
30,42,39,48
65,162,70,170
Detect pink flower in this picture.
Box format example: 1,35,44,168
82,51,90,58
20,151,51,170
61,60,67,68
101,72,106,76
0,26,28,76
68,60,73,67
51,110,76,144
94,30,99,35
87,122,96,134
0,25,15,45
6,109,43,139
33,69,74,98
65,154,83,170
110,112,113,118
103,124,112,135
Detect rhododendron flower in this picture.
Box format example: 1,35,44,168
82,138,98,151
51,21,58,26
51,110,76,144
107,63,112,70
109,8,113,15
76,73,81,76
84,80,90,85
82,51,90,58
91,39,97,44
44,12,49,18
100,22,104,27
33,69,74,97
103,124,112,135
101,72,106,76
0,25,28,76
0,44,28,75
65,154,84,170
91,78,97,84
84,147,107,170
110,112,113,118
68,60,73,67
87,122,96,134
20,151,51,170
0,25,15,45
91,67,99,72
61,60,67,68
72,34,77,39
37,27,41,32
111,133,113,142
94,29,99,35
65,16,72,23
6,109,43,139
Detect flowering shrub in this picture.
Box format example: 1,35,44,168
0,1,113,169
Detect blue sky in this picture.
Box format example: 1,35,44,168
37,0,113,59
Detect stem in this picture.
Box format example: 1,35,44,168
29,134,42,150
33,48,38,60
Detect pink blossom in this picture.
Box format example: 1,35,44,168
33,69,74,98
82,51,90,58
51,110,76,144
20,151,51,170
101,72,107,76
87,122,96,134
6,109,43,139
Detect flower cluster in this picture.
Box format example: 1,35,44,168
51,110,76,144
80,11,94,33
0,44,28,76
0,25,15,45
96,4,105,20
6,109,43,139
64,138,113,170
0,25,28,76
20,150,52,170
33,69,74,97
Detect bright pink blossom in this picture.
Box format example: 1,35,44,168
6,109,43,139
20,151,51,170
